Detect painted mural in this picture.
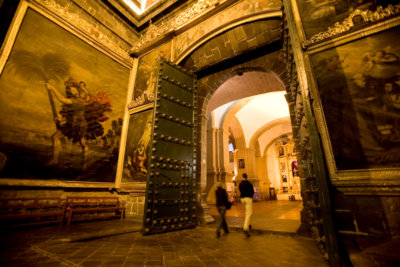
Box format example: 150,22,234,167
122,109,153,182
130,42,170,108
0,9,130,182
310,27,400,170
296,0,400,39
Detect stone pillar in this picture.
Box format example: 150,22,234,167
206,127,233,203
199,114,214,223
256,154,270,201
206,121,216,197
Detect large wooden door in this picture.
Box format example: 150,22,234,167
143,57,197,235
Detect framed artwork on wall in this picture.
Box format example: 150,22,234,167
308,19,400,182
294,0,400,41
238,159,245,169
0,1,132,185
128,42,171,109
122,108,154,183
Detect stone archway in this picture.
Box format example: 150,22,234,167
197,59,289,202
174,17,294,224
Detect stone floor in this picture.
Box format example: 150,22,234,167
0,200,330,267
0,222,328,267
1,200,398,266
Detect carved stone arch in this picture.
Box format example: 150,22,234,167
220,98,250,130
175,12,289,209
195,64,289,205
262,131,293,159
173,13,288,115
207,110,215,129
205,67,286,113
227,116,246,151
174,11,283,65
249,118,292,156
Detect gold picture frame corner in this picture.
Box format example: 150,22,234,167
128,102,154,114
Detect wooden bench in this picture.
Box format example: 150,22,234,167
0,198,64,228
64,197,125,228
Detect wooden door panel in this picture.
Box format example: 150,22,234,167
143,57,197,235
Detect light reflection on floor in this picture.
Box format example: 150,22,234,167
209,200,302,233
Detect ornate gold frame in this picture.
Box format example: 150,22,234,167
289,0,400,50
128,103,154,114
0,0,134,189
304,16,400,194
118,105,154,188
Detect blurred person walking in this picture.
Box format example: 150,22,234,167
215,182,230,238
239,173,254,237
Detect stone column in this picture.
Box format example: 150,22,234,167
256,154,270,200
199,113,214,223
206,126,235,203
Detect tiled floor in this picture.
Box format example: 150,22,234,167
1,200,398,266
2,225,328,267
0,201,329,267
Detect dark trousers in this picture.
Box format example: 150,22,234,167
216,206,229,234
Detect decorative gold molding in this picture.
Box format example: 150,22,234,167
302,4,400,49
0,178,116,189
117,182,146,192
130,0,222,55
37,0,133,64
128,103,154,114
333,179,400,195
128,92,155,109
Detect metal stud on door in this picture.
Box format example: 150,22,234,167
143,57,197,235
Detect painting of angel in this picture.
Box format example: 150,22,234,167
0,8,130,182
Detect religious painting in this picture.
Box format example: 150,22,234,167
129,42,171,108
296,0,399,39
0,6,130,182
238,159,245,169
122,109,153,183
310,27,400,172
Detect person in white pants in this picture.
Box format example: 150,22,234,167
239,173,254,237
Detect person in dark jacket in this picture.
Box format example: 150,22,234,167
239,173,254,237
215,182,229,238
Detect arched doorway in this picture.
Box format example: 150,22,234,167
174,14,308,233
203,79,303,232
